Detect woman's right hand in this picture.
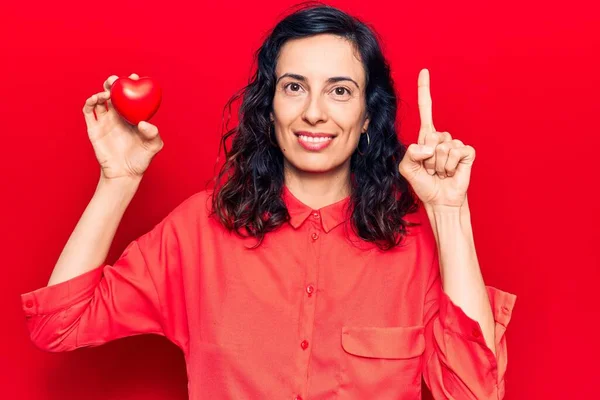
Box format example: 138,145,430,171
83,73,164,181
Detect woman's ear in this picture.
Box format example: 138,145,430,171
362,114,370,132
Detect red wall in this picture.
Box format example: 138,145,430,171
2,0,598,398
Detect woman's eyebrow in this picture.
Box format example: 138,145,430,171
276,73,360,89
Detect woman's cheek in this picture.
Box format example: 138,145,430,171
328,103,360,131
276,98,305,122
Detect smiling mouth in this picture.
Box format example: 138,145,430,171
293,132,336,151
295,134,335,143
294,131,337,140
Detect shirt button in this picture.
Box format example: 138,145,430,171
295,396,303,400
472,328,481,338
25,300,33,308
311,232,319,240
306,285,315,296
312,212,319,219
300,340,309,350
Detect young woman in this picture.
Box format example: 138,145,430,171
21,4,516,399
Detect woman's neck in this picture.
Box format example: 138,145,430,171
283,160,352,210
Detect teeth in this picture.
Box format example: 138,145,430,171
299,135,333,143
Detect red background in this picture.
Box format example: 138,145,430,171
2,0,598,398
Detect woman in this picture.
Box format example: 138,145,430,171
21,4,516,399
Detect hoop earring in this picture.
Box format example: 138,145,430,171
357,131,370,156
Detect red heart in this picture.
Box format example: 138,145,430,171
110,76,162,125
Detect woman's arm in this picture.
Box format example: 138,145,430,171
48,175,141,286
424,195,496,356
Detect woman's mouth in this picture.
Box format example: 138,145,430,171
295,133,335,151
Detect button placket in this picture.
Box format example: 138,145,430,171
296,213,322,395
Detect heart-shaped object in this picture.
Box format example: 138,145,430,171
110,76,162,125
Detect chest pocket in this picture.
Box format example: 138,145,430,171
338,325,426,398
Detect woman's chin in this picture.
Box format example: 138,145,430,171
286,157,340,174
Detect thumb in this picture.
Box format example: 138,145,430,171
137,120,160,140
399,144,434,175
405,144,435,163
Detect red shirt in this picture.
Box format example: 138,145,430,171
21,186,517,399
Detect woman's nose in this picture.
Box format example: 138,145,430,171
302,94,327,124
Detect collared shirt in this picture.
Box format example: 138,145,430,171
21,186,517,399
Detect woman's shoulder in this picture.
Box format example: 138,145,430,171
156,188,216,232
171,188,215,219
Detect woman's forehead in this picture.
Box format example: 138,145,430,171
276,34,365,84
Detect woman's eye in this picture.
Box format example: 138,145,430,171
332,87,351,97
284,82,303,94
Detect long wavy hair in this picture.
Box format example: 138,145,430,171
210,2,420,250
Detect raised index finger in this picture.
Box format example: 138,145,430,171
418,68,436,144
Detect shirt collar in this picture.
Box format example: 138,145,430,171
282,185,352,233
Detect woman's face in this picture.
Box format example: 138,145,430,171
271,34,370,175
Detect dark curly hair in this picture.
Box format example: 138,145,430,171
210,2,421,250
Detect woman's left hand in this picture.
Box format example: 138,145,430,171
398,69,476,209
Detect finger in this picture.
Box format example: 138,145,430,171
94,91,111,117
103,75,119,92
445,147,461,178
435,142,452,179
418,68,436,144
83,93,101,125
438,131,453,143
435,132,453,178
103,73,139,93
423,132,442,175
445,142,473,177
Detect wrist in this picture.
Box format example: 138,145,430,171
96,175,142,198
424,198,474,245
424,194,470,215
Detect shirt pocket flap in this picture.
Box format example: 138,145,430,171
341,325,425,359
